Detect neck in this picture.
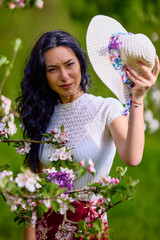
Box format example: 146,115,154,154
60,88,84,104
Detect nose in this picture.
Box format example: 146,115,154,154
60,68,69,81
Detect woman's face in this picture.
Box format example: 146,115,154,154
44,46,83,103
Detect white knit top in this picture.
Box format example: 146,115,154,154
40,93,124,195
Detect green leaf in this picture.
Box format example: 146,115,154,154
13,143,20,147
60,124,64,132
68,205,75,213
88,226,97,234
0,164,11,172
37,207,44,218
84,235,90,240
14,216,20,222
25,210,32,218
51,200,60,213
55,187,66,196
78,219,86,231
78,168,86,177
116,166,128,177
17,218,25,225
24,220,29,228
93,218,103,231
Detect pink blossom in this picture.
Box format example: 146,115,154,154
98,180,103,184
88,159,96,173
88,166,96,173
19,0,25,8
103,176,111,183
39,200,43,204
80,160,84,166
115,178,119,184
15,142,31,155
111,178,115,184
35,0,44,9
8,2,16,9
0,170,13,179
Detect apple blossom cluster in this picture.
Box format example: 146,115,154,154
44,126,70,146
15,169,42,192
100,176,119,185
1,0,44,9
80,158,96,174
0,95,17,137
14,142,31,155
50,147,72,161
0,167,76,225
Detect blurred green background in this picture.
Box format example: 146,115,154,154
0,0,160,239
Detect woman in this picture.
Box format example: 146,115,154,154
17,30,159,239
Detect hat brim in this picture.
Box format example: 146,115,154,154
86,15,130,104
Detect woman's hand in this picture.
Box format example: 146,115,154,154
127,55,160,103
110,56,159,167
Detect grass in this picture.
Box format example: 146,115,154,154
109,133,160,240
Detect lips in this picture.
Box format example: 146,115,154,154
60,83,73,89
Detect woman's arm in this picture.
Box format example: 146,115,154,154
23,225,36,240
110,56,159,166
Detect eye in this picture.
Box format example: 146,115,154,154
47,67,57,72
66,62,75,67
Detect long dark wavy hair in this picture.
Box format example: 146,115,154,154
17,30,91,172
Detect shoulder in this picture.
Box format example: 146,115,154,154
84,94,124,127
84,93,123,110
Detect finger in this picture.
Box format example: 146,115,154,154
126,66,140,79
153,55,160,77
126,70,155,87
127,62,153,80
126,66,150,81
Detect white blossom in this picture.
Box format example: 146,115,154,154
15,169,41,192
0,170,13,179
0,95,11,115
144,109,159,133
151,32,159,42
43,199,51,208
148,119,159,133
151,89,160,108
0,122,6,132
57,199,68,215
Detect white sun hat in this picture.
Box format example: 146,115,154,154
86,15,156,105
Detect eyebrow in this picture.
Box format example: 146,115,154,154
46,58,75,68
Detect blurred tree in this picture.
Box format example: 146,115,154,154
63,0,160,50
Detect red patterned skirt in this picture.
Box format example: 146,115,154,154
36,199,108,240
